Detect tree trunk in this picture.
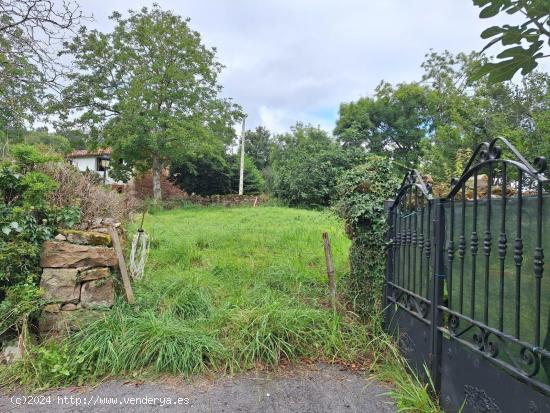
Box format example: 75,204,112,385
152,154,162,203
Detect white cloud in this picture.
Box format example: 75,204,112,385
258,106,334,134
79,0,549,134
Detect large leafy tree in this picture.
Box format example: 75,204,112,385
56,6,241,201
0,0,85,87
420,50,550,182
245,126,272,170
0,0,85,133
271,123,365,207
334,82,430,168
472,0,550,83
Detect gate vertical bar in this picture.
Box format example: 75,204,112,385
431,198,445,393
384,199,395,326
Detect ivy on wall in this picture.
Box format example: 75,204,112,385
334,155,400,316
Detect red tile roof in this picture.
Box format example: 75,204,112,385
68,148,112,158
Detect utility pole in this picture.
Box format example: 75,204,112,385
238,115,246,195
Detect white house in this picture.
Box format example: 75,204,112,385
67,148,122,185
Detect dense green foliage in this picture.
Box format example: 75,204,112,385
170,153,264,195
56,5,242,201
335,83,429,168
472,0,550,83
0,145,80,334
245,126,272,171
334,156,400,315
271,124,366,207
335,51,550,185
0,128,74,158
421,51,550,183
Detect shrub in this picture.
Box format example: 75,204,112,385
0,145,80,336
40,162,139,226
334,155,400,316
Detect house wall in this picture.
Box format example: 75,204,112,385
70,156,119,185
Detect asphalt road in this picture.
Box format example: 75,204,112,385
1,364,395,413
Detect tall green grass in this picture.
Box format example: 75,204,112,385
1,206,441,411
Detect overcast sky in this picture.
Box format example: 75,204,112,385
78,0,549,134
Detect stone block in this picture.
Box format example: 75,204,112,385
40,241,117,268
61,303,80,311
58,229,112,246
40,268,80,303
81,279,114,308
78,267,110,282
39,310,76,334
39,310,104,334
1,344,21,364
43,303,61,313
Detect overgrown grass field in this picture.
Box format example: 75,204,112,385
3,206,373,386
1,205,438,411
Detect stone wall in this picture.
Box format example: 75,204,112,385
39,227,119,335
183,194,263,207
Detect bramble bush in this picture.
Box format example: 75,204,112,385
334,155,400,316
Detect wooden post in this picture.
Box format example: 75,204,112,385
109,226,135,304
322,232,336,309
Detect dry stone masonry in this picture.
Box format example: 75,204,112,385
39,227,120,335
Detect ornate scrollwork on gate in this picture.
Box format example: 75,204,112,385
444,309,549,379
389,285,431,320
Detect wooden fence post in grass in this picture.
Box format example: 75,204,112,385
109,226,135,304
322,232,336,309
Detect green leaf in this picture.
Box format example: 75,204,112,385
497,46,529,59
480,26,503,38
473,0,493,6
487,59,524,83
520,59,538,75
479,3,502,18
501,29,522,45
468,62,491,81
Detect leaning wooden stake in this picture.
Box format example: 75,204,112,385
322,232,336,309
109,226,135,304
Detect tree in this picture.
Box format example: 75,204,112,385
271,123,365,207
334,82,430,168
245,126,272,170
472,0,550,83
420,50,550,182
0,0,85,88
56,6,242,201
0,30,43,133
170,153,264,196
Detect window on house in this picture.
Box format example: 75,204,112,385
96,157,107,172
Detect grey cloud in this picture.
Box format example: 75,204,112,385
80,0,549,133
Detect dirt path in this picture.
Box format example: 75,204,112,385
1,364,395,413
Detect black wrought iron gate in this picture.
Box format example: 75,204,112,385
384,138,550,412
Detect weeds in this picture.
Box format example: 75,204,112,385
1,206,441,411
